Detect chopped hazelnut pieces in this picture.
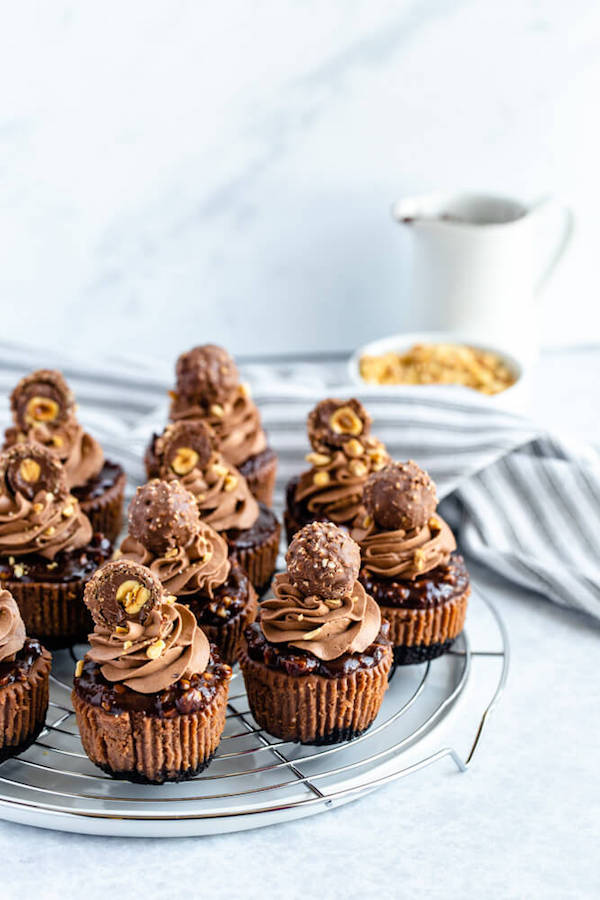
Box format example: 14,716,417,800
413,549,426,571
349,459,368,478
306,451,332,467
62,504,74,518
313,471,330,487
210,403,225,418
359,343,515,395
146,639,165,659
75,659,84,678
344,438,364,458
224,473,238,492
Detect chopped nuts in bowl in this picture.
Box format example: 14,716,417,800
348,332,527,410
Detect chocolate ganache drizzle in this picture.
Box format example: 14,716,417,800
351,461,456,580
0,590,26,662
168,345,266,467
120,479,230,597
261,522,381,661
84,559,210,694
153,420,259,532
0,443,92,559
295,399,389,526
4,369,104,489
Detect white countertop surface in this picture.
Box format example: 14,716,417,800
0,346,599,899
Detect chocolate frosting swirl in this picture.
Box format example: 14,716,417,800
260,522,380,661
295,398,388,525
120,525,230,598
351,515,456,580
84,559,210,694
262,575,381,661
351,460,456,580
168,451,259,532
5,369,104,489
0,444,92,559
0,589,26,662
296,440,389,525
169,346,266,467
88,601,209,693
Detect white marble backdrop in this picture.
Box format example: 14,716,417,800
0,1,599,360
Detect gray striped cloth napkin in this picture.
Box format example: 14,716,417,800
0,341,598,620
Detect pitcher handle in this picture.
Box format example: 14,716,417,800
530,196,575,295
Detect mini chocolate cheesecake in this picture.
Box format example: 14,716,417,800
239,522,393,744
0,443,111,647
0,589,51,762
120,479,258,665
145,344,277,506
352,461,470,664
4,369,125,540
72,559,231,783
149,420,280,594
284,398,389,542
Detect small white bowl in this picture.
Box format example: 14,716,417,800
348,331,529,413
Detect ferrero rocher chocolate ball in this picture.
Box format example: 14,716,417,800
287,521,361,599
175,344,239,405
0,442,67,501
84,559,163,627
155,420,215,478
10,369,75,429
363,461,437,532
307,398,371,452
128,479,201,555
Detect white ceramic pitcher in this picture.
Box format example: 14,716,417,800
391,192,574,361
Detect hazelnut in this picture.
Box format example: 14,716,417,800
19,458,41,484
224,474,238,492
210,403,225,418
116,580,151,615
62,504,74,518
171,446,199,476
413,549,426,571
25,395,60,425
329,406,363,436
349,459,368,478
211,462,229,478
313,471,330,487
146,639,165,659
75,659,84,678
306,452,332,467
344,439,364,458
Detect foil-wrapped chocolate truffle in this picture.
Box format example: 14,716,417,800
175,344,239,405
0,442,67,501
10,369,75,430
363,461,437,532
156,421,215,478
307,398,371,452
287,521,361,599
84,559,163,628
128,479,201,555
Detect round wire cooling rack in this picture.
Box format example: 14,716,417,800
0,582,508,837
